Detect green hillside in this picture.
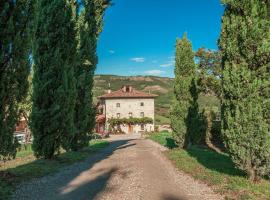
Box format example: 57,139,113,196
93,75,220,125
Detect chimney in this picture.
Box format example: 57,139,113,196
122,86,126,92
122,85,132,93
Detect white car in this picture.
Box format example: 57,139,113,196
14,133,26,144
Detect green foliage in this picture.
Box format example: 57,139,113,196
0,1,32,160
66,0,110,151
170,34,196,148
150,133,270,199
167,147,270,200
31,0,77,159
186,79,206,145
148,131,177,149
219,0,270,181
108,117,153,129
195,48,221,97
155,114,171,125
202,110,224,152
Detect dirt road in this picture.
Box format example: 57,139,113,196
13,134,222,200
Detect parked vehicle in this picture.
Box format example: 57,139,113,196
14,133,26,144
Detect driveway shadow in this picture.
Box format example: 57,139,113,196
12,139,136,200
161,194,188,200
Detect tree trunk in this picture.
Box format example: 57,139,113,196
248,169,261,183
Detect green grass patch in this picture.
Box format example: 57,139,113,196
148,131,177,149
155,114,171,125
0,140,109,199
16,144,33,158
149,132,270,200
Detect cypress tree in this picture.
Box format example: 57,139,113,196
219,0,270,181
31,0,76,159
66,0,109,151
0,1,32,160
170,34,196,148
186,78,204,145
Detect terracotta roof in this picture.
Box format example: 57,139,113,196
98,86,158,99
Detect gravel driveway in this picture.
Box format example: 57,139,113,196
13,134,223,200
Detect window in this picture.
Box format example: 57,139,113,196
129,112,133,118
141,124,145,131
140,102,144,106
116,103,120,107
117,113,120,118
140,112,144,117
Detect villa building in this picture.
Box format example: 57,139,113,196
96,85,157,134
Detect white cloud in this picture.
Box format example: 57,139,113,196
109,50,115,54
130,57,145,63
168,56,175,60
160,63,173,67
144,70,165,76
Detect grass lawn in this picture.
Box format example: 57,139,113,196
155,114,171,125
148,131,176,149
149,131,270,200
0,140,109,200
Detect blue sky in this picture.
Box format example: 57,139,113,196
96,0,224,78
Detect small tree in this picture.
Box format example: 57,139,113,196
170,34,196,148
195,48,221,97
219,0,270,181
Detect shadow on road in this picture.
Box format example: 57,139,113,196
161,194,188,200
13,138,135,200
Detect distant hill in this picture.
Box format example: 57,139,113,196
93,74,220,125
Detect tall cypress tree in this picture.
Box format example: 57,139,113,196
31,0,76,159
219,0,270,181
0,1,32,160
66,0,109,151
170,34,196,148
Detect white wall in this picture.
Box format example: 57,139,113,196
104,98,155,133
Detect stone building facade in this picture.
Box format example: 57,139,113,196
96,85,157,134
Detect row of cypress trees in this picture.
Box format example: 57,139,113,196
31,0,109,159
171,0,269,181
0,0,109,160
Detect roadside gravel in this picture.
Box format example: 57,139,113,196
13,134,223,200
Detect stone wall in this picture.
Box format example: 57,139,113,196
104,98,155,133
